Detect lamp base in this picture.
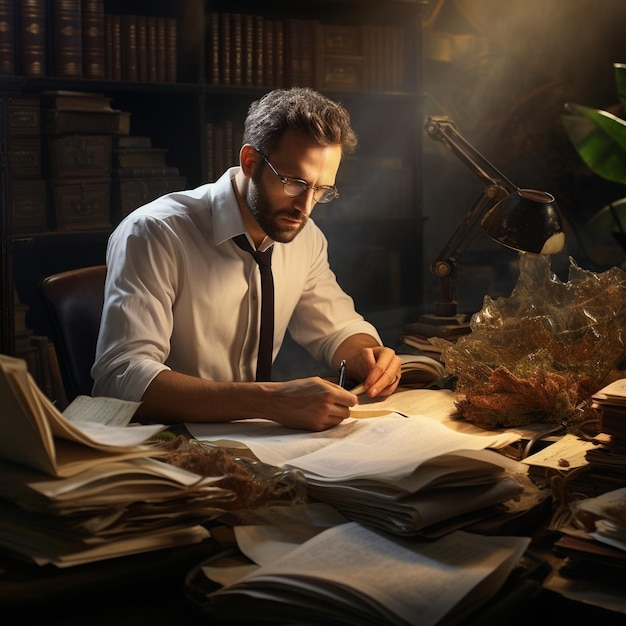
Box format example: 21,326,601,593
403,312,472,340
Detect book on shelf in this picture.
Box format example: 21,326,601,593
155,13,166,82
135,14,148,81
43,108,130,135
121,13,138,81
206,11,220,84
229,12,243,86
114,134,152,149
262,18,275,86
41,90,114,112
241,13,254,86
203,520,531,626
104,12,122,80
50,0,82,79
17,0,47,77
218,12,231,85
165,16,177,82
0,0,15,75
81,0,105,79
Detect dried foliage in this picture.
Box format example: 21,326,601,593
433,255,626,428
153,435,306,510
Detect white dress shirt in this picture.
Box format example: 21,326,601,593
92,167,382,400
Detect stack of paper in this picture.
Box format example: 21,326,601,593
591,378,626,440
198,510,531,626
0,354,235,567
187,395,526,535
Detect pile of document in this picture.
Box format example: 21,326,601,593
190,503,532,626
187,389,527,536
0,354,235,567
585,379,626,493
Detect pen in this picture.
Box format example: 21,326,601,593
338,360,347,388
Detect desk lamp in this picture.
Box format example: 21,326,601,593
419,115,565,336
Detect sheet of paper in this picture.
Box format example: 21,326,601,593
521,433,597,469
187,414,521,480
63,395,142,426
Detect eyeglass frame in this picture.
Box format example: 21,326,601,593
255,150,340,204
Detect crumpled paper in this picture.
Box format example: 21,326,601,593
431,254,626,429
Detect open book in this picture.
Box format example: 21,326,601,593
0,354,164,477
203,521,531,626
350,353,447,394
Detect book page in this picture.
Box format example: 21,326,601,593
63,395,142,426
521,433,597,470
0,356,56,475
188,414,521,480
0,354,165,477
208,522,530,626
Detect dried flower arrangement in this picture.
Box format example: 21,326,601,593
432,254,626,430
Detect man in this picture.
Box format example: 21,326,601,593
92,87,401,430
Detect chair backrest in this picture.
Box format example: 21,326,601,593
39,265,107,403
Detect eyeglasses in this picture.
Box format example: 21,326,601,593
258,152,340,204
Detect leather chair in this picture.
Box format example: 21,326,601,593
39,265,107,403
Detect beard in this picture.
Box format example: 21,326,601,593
246,173,308,243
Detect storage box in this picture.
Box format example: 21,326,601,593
47,134,112,179
11,179,48,233
49,179,111,231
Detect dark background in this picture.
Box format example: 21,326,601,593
421,0,626,315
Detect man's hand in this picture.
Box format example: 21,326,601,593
333,336,402,399
265,377,358,431
353,346,401,398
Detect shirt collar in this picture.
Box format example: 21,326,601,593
211,167,276,252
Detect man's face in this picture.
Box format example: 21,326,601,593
245,133,342,243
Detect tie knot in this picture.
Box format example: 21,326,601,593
233,234,273,268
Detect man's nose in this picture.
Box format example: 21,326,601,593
292,189,316,215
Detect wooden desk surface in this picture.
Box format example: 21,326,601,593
1,539,217,626
2,511,625,626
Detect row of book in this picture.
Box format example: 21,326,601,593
0,1,177,83
206,12,406,92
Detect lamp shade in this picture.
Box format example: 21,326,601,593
481,189,565,255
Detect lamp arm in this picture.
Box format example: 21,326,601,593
424,116,518,192
425,116,519,318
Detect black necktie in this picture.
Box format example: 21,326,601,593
232,234,274,382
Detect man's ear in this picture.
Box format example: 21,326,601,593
240,144,260,177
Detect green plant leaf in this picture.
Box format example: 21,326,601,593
587,196,626,232
562,102,626,185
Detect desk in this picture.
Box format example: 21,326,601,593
1,516,625,626
1,540,217,626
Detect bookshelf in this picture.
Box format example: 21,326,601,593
0,0,424,387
